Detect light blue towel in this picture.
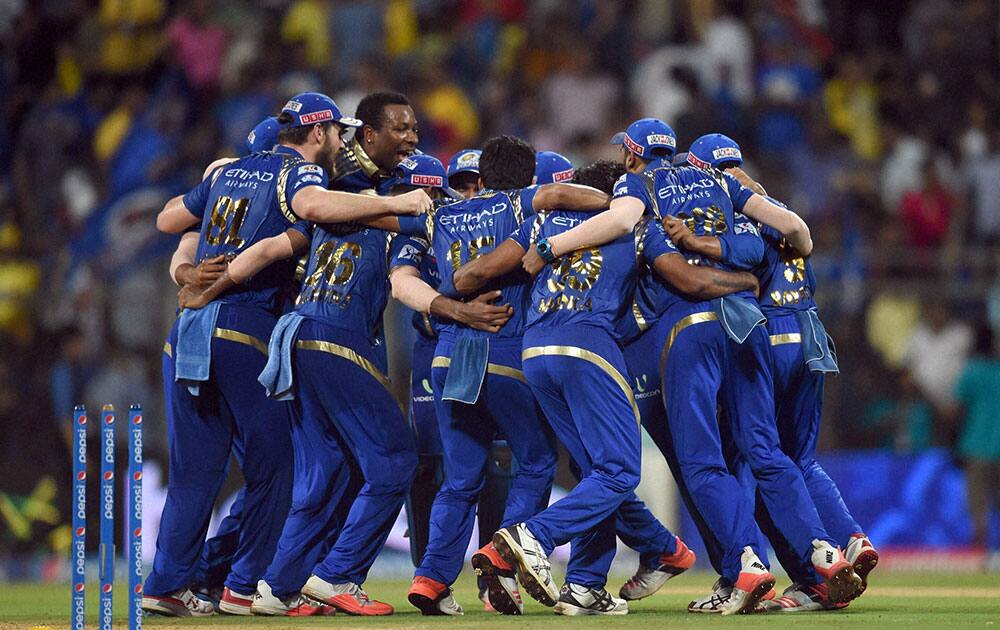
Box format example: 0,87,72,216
711,296,766,344
258,312,306,400
442,336,489,404
796,309,839,374
175,301,222,396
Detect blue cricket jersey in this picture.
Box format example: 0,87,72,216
182,146,326,313
612,165,764,328
753,198,818,315
509,212,675,342
430,187,540,338
389,235,443,339
294,223,407,343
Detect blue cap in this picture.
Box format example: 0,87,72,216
395,154,448,189
534,151,575,184
281,92,362,129
447,149,481,177
687,133,743,170
610,118,677,158
245,116,283,154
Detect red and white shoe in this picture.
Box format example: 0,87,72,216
720,547,776,616
250,580,335,616
845,534,879,594
619,536,697,600
218,587,254,615
811,539,863,604
472,542,524,615
302,575,393,616
407,576,464,616
758,582,843,612
141,588,215,617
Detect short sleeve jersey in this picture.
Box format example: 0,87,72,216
182,146,326,312
510,212,674,341
430,187,539,338
389,235,442,338
612,164,763,324
294,223,407,346
753,198,817,315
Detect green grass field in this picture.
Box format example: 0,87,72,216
5,572,999,629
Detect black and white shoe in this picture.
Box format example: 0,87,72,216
554,584,628,616
493,523,560,607
687,579,733,614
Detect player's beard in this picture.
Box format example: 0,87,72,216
316,134,339,175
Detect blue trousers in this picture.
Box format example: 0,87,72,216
753,313,862,585
655,308,834,582
270,320,416,590
416,334,556,586
193,485,244,591
145,304,293,597
522,325,641,588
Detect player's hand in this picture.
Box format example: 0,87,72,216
393,189,433,216
662,215,694,248
456,290,513,333
178,285,210,310
744,272,761,298
192,255,227,287
521,248,545,276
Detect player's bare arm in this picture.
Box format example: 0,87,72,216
291,187,431,223
178,228,310,309
454,239,526,294
390,265,512,333
170,232,227,288
651,253,759,299
532,183,609,212
522,196,645,275
740,194,812,256
157,195,200,233
661,215,723,260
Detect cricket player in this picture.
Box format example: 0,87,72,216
451,159,754,614
446,148,483,199
670,134,878,612
144,92,430,617
520,118,862,613
534,150,575,184
406,135,610,616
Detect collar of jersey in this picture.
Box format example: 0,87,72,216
347,138,381,180
274,145,306,160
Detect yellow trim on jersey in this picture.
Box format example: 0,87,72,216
430,356,527,384
213,328,268,356
296,339,403,412
163,342,172,357
769,333,802,346
521,345,639,425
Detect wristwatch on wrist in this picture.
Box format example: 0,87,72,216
536,237,556,263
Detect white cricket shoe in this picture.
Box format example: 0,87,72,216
493,522,560,607
844,534,879,594
619,536,697,600
720,547,776,616
554,583,629,616
759,582,842,612
688,579,733,614
142,588,215,617
250,580,335,616
811,539,863,604
302,575,394,615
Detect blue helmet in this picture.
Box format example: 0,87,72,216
447,149,481,178
534,151,574,184
686,133,744,170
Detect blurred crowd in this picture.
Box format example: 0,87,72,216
1,0,999,550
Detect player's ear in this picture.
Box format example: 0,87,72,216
477,176,484,190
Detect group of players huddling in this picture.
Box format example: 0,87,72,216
142,89,879,618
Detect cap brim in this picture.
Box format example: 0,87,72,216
610,131,626,145
672,152,688,166
337,117,363,128
444,186,464,200
448,167,480,177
